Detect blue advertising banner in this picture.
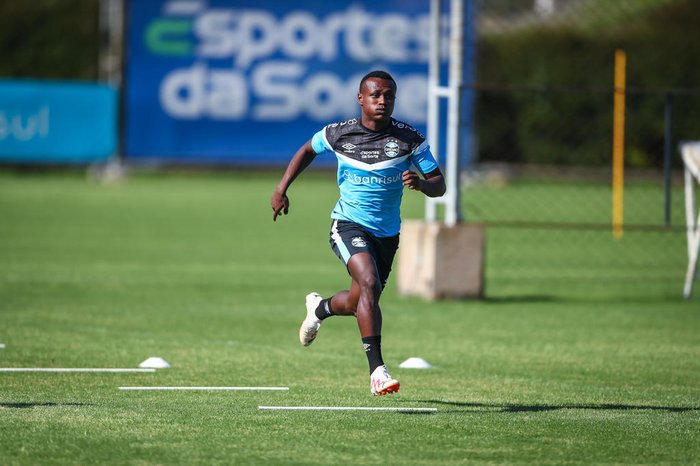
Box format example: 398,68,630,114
125,0,465,165
0,80,117,163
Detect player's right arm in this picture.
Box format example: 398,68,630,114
271,140,317,221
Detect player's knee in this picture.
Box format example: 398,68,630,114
356,274,380,294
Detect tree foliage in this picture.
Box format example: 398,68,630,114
476,0,700,167
0,0,99,80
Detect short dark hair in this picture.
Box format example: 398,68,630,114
359,70,396,92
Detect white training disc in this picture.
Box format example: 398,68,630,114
399,357,433,369
138,357,171,369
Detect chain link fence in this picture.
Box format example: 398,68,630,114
467,0,699,298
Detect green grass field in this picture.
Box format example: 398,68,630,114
1,170,698,465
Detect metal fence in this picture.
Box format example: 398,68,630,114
466,0,700,298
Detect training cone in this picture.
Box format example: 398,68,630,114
139,357,171,369
399,357,433,369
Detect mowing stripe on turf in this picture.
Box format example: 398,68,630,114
119,386,289,391
258,406,437,412
0,368,156,372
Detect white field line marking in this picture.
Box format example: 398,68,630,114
0,368,156,373
0,344,5,349
258,406,437,412
119,386,289,391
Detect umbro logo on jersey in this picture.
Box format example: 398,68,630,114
342,143,357,151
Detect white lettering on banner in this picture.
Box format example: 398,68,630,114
161,65,204,118
374,14,412,62
158,6,441,123
160,64,247,119
344,8,372,61
236,11,278,69
208,70,248,119
161,63,428,122
280,12,318,60
194,10,241,58
0,107,50,142
192,6,431,68
316,13,345,61
304,72,349,121
251,61,304,121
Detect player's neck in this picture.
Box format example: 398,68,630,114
361,116,391,132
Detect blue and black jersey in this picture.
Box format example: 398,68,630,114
311,117,439,237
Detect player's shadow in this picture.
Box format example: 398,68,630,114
415,400,700,414
0,402,92,409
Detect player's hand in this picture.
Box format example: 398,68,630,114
271,190,289,221
402,170,422,191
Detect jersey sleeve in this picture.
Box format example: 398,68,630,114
410,140,439,174
311,127,332,155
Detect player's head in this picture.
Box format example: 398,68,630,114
359,70,396,93
358,70,397,126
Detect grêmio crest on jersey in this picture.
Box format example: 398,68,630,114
323,118,425,165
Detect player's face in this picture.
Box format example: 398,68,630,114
358,78,396,126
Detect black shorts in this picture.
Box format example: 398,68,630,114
329,219,400,289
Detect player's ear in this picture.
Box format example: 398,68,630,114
357,92,363,106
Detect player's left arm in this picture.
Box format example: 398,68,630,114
402,168,446,197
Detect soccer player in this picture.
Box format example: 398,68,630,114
271,70,446,396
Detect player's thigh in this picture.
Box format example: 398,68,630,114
347,252,381,291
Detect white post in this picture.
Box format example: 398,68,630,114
682,143,700,299
426,0,442,222
445,0,464,226
99,0,124,86
426,0,464,227
400,0,483,300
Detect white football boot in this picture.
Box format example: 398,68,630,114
299,292,323,346
370,365,400,396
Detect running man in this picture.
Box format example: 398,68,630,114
271,70,446,396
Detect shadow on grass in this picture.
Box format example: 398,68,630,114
481,294,693,306
415,400,700,414
0,402,92,409
482,295,559,304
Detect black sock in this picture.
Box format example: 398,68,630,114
314,297,335,321
361,335,384,374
